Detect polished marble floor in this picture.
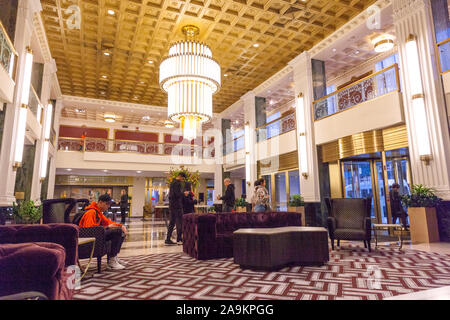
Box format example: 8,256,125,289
117,218,450,258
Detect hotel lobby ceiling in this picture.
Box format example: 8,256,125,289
41,0,376,112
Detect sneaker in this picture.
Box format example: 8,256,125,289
165,239,177,246
116,257,126,265
177,241,183,245
107,257,125,270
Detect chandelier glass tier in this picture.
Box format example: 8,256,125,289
159,25,221,140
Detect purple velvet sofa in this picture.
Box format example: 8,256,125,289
0,224,79,300
182,212,302,260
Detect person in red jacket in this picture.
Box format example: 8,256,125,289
79,194,128,270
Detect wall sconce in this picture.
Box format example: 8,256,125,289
297,93,308,178
405,34,432,165
13,47,33,170
40,102,53,180
244,121,251,185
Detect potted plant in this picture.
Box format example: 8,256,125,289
401,184,442,243
235,198,247,213
167,166,200,192
208,206,216,214
12,200,42,224
288,194,306,226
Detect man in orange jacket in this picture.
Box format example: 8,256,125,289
79,194,128,270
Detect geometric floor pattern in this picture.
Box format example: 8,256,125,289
74,245,450,300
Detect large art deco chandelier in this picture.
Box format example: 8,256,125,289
159,25,221,140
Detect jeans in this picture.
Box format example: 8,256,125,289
120,206,127,224
105,227,125,259
254,204,266,212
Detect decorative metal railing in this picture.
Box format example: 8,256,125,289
313,64,400,121
57,137,215,158
256,111,296,142
436,38,450,74
0,20,17,80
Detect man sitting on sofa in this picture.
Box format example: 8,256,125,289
79,194,128,270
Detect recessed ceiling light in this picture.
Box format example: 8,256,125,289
269,100,275,105
142,115,150,121
103,169,108,172
140,81,145,84
148,60,154,64
107,9,115,15
224,74,228,77
66,168,72,171
136,170,142,174
332,48,337,52
253,43,260,48
103,51,111,56
75,108,86,113
102,75,107,79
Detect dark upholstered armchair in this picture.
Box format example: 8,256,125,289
326,198,372,252
42,198,109,273
0,224,78,300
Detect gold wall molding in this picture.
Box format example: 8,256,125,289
321,125,409,162
258,151,299,176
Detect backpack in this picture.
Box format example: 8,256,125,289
72,208,102,226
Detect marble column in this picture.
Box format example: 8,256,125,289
0,0,41,207
46,99,63,199
213,117,223,202
288,52,321,203
241,91,257,202
30,61,56,202
393,0,450,200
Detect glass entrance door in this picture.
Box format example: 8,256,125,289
342,161,376,218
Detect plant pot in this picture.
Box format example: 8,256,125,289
408,207,440,243
288,206,306,226
236,206,247,213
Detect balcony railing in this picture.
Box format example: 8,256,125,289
256,111,296,142
436,38,450,74
57,137,215,158
313,64,400,121
0,20,17,80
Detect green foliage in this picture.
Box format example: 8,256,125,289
288,194,305,207
208,206,216,213
401,184,442,208
12,200,42,224
166,166,200,190
235,197,247,208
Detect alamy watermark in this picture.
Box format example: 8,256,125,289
63,1,81,30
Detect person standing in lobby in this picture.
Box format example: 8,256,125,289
119,189,129,224
165,172,187,245
389,183,409,229
217,178,235,212
183,183,197,214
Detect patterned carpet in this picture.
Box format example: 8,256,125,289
74,245,450,300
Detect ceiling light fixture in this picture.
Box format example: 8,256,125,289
164,120,175,128
148,60,154,64
372,34,395,53
142,115,150,121
104,114,116,123
107,9,115,15
253,43,260,48
159,25,221,140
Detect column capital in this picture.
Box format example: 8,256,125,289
240,91,256,104
392,0,428,21
288,51,311,70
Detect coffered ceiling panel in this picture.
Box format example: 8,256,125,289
41,0,376,112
